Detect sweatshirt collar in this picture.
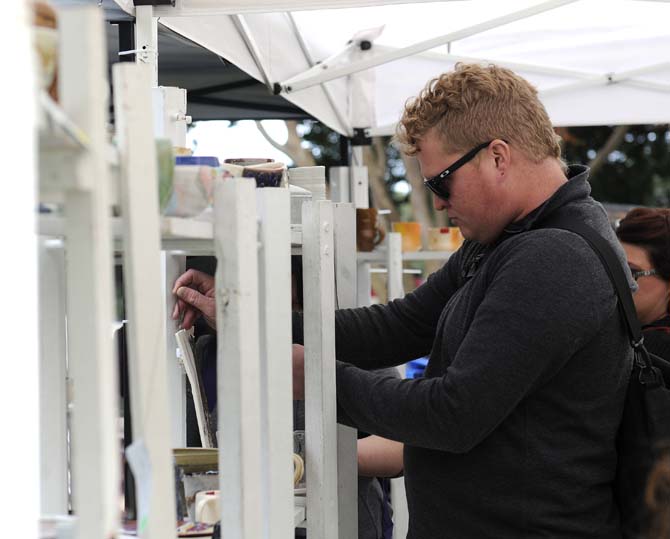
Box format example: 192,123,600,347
501,164,590,238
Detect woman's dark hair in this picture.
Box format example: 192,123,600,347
646,448,670,539
616,208,670,281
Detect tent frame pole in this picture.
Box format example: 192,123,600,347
542,61,670,97
285,12,353,136
232,14,274,92
135,5,159,87
277,0,578,93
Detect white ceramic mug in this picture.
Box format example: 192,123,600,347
195,490,220,524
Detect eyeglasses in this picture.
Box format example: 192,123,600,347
423,140,494,200
630,268,658,281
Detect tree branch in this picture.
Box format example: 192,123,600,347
588,125,629,178
254,120,316,167
255,120,288,155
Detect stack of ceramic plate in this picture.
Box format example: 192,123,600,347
288,166,326,201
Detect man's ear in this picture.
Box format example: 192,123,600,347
490,139,510,177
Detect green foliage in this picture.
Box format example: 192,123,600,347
561,125,670,207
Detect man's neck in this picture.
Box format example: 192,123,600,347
511,159,567,223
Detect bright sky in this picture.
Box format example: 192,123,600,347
186,120,294,166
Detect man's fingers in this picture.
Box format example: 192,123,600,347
177,286,217,325
172,269,214,295
176,286,206,310
181,309,199,330
171,299,181,320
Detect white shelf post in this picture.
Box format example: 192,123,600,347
3,1,39,536
386,235,409,539
163,252,187,447
386,232,404,301
60,7,120,538
356,261,372,307
257,188,294,539
135,5,158,87
152,86,189,147
302,200,339,539
350,146,369,209
330,166,350,203
333,203,359,539
113,61,177,539
215,178,263,539
38,242,68,515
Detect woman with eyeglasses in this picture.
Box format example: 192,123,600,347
616,207,670,362
616,207,670,539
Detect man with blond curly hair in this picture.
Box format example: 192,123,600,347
174,64,634,537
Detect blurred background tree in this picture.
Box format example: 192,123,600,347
258,120,669,300
558,125,670,207
258,120,670,223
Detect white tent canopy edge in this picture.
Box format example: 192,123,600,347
114,0,670,135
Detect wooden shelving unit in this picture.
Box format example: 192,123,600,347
36,5,351,539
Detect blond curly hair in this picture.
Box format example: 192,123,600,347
396,63,562,162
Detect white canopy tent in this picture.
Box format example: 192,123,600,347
111,0,670,137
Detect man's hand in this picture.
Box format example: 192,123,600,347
171,269,217,330
292,344,305,400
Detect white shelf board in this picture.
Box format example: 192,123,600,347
161,216,212,238
39,91,90,152
38,91,119,201
357,249,453,262
39,215,302,254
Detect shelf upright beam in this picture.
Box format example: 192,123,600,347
215,178,263,539
3,1,39,536
333,203,358,539
162,252,187,447
113,61,177,539
386,233,404,301
385,231,410,538
135,5,158,87
256,188,294,539
350,147,369,210
302,200,339,539
38,242,68,514
59,7,120,539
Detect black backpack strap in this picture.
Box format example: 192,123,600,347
548,218,640,341
547,218,658,380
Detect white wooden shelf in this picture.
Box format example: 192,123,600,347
39,92,120,202
35,6,324,537
39,91,91,151
38,215,303,254
357,249,453,262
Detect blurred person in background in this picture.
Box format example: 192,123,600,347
616,208,670,538
616,207,670,361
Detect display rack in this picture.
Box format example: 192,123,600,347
37,5,353,539
38,7,120,539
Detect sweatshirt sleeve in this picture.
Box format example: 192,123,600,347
293,247,464,369
334,231,618,452
293,250,462,369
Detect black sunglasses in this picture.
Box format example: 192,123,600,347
423,140,494,200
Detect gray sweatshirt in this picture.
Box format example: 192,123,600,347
294,165,634,538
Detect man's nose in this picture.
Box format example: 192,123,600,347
433,193,449,211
